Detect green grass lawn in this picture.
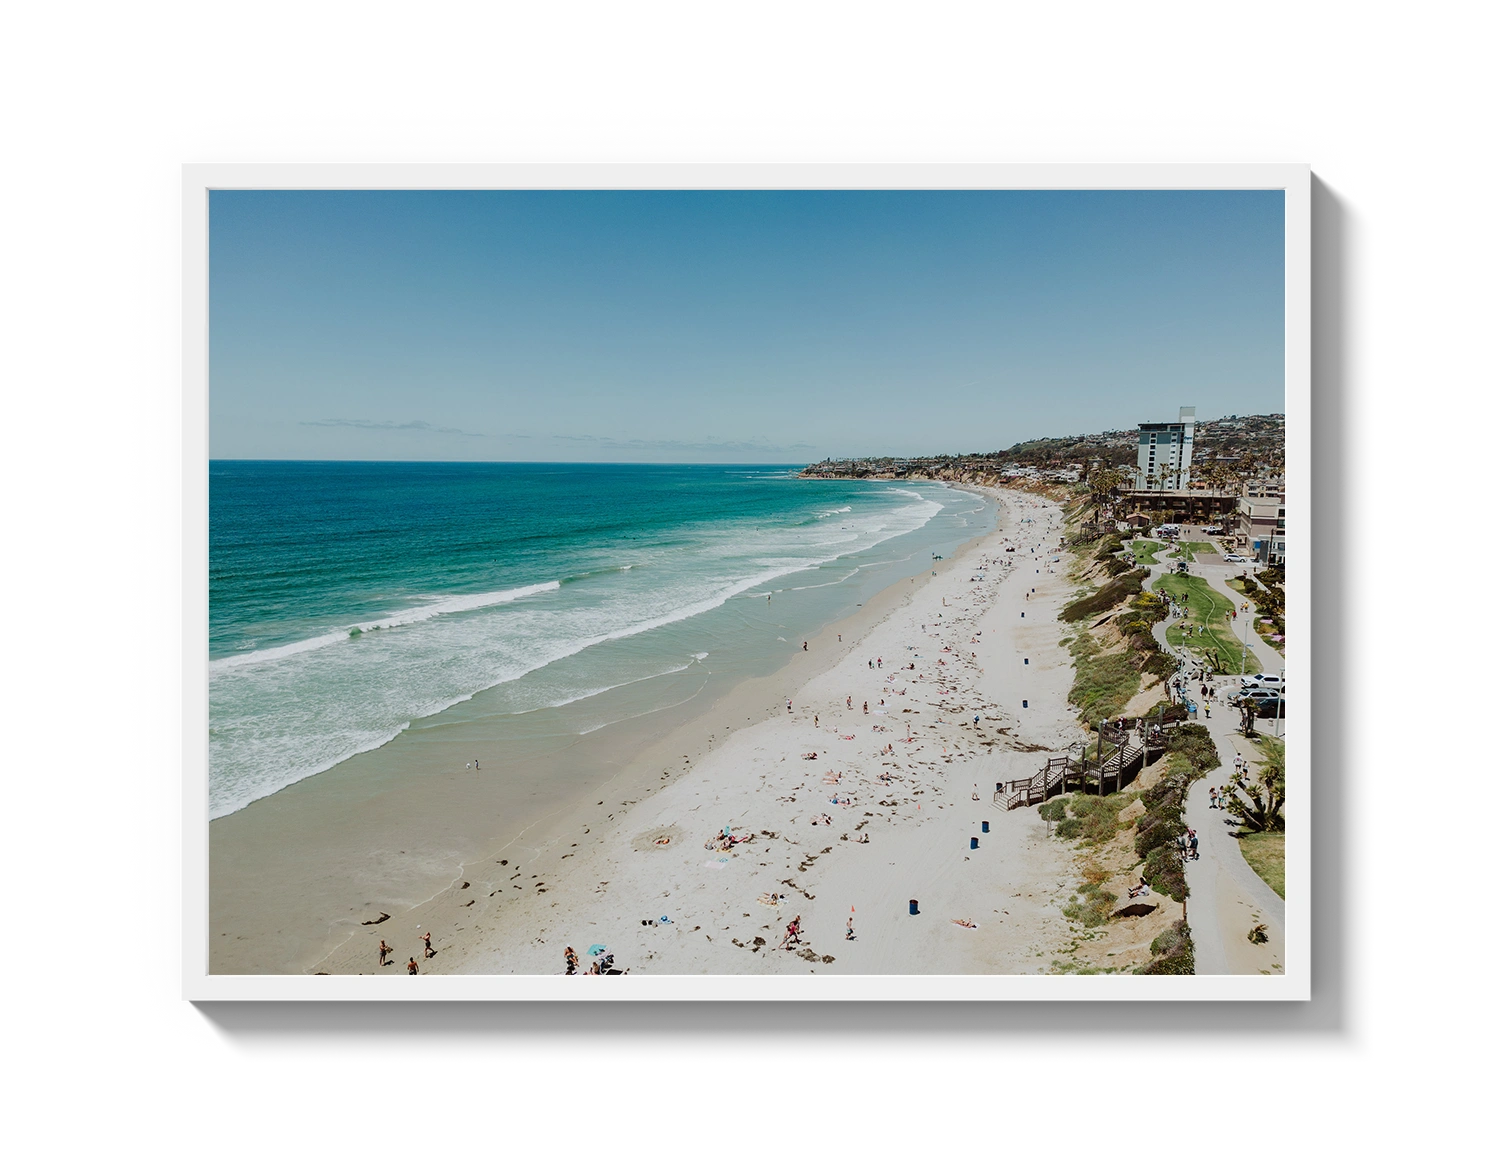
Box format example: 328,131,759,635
1158,574,1261,674
1132,539,1164,565
1238,832,1285,898
1181,540,1218,557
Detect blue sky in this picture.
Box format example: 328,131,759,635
209,189,1284,461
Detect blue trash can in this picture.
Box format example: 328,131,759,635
1024,657,1029,665
909,899,919,915
970,837,979,849
981,821,990,833
1022,699,1028,708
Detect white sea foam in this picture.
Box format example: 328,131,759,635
211,580,561,672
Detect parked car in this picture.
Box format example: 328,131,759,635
1223,553,1247,563
1251,695,1286,718
1239,674,1284,690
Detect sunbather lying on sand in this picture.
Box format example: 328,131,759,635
951,918,977,929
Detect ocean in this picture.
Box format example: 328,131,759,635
209,462,993,818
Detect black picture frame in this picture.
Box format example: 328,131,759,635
129,105,1374,1062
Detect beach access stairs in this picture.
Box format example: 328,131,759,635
997,731,1166,810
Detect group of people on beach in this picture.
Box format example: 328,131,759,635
378,930,434,973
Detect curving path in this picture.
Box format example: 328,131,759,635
1142,550,1286,976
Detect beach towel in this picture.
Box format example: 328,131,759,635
588,944,608,955
705,858,729,869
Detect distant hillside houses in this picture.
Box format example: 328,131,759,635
802,412,1283,491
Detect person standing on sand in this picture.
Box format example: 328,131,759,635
420,931,434,959
564,946,578,975
407,957,418,975
814,714,819,728
803,641,808,651
378,940,392,966
846,916,855,940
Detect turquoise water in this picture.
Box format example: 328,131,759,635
210,462,992,817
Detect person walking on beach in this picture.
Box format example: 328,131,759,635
407,957,418,975
420,931,434,959
863,701,868,714
814,714,819,728
378,939,392,967
803,641,808,651
846,916,855,941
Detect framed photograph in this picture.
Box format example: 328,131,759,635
184,164,1308,1000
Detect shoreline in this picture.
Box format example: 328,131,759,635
305,486,1088,977
209,483,1001,974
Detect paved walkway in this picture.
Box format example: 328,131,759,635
1143,552,1286,976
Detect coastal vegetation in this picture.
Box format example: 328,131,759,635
1066,634,1140,728
1059,567,1146,622
1142,920,1195,975
1131,539,1163,564
1135,723,1220,906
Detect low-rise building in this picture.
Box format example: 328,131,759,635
1236,494,1286,564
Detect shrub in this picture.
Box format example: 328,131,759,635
1140,921,1195,974
1151,920,1189,955
1142,843,1187,902
1037,798,1069,823
1161,723,1221,779
1067,793,1132,844
1063,882,1115,927
1134,814,1184,859
1142,650,1177,680
1059,570,1147,622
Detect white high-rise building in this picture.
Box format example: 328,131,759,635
1135,407,1196,491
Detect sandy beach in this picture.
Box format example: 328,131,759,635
287,486,1128,978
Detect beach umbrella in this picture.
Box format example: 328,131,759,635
587,944,608,956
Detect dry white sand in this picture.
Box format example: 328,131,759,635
313,488,1090,977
